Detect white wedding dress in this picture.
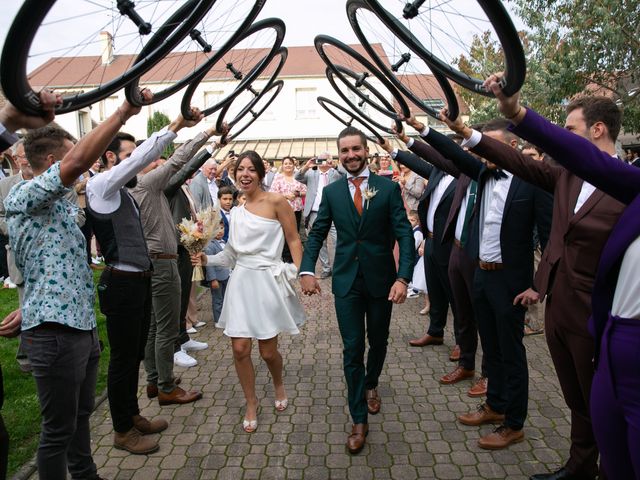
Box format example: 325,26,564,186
205,205,306,339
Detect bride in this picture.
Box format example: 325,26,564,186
192,151,305,432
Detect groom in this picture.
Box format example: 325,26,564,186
300,126,414,454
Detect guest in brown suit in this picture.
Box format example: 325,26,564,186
442,97,625,480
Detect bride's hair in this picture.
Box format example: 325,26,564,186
235,150,265,181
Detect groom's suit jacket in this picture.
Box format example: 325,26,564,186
301,172,414,298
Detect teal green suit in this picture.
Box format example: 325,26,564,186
301,172,414,423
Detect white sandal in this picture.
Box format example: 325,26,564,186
242,418,258,433
274,398,289,412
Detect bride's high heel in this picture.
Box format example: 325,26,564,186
242,400,259,433
274,398,288,412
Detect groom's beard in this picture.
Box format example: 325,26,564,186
125,176,138,189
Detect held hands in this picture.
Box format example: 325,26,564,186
300,275,321,296
190,252,207,266
208,121,230,140
0,89,62,133
0,309,22,338
513,288,541,307
483,72,524,123
388,280,408,304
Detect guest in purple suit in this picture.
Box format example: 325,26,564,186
485,72,640,480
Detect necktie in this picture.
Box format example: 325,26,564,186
322,172,329,186
460,180,477,247
350,177,364,215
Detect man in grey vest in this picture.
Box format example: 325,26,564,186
86,99,204,454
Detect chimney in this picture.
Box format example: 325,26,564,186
100,31,114,65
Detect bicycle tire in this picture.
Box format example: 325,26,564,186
317,96,384,144
364,0,526,97
215,47,287,133
325,66,402,134
314,35,410,122
180,18,286,118
346,0,459,119
126,0,267,106
1,0,216,115
218,80,284,143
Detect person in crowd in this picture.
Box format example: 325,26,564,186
236,191,247,206
74,158,103,266
203,220,230,324
295,153,343,278
300,126,414,455
385,122,486,393
193,151,305,433
3,90,140,480
262,158,276,190
406,210,430,314
190,158,218,208
269,156,307,262
485,72,636,480
444,95,624,479
218,185,235,242
398,163,424,211
129,117,223,407
631,149,640,168
377,153,398,179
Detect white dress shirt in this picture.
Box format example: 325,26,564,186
86,127,177,214
612,235,640,319
573,181,597,214
479,171,513,263
425,174,454,233
207,178,219,206
312,170,331,212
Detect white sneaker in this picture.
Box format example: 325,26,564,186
182,339,208,352
3,277,17,289
174,350,197,368
407,290,420,299
186,327,197,334
91,256,101,265
194,321,207,328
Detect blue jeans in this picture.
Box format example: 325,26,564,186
22,326,100,480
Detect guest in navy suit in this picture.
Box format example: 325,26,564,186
485,72,640,480
217,186,234,242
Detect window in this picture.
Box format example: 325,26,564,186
204,91,223,109
295,88,318,119
423,98,445,110
77,110,90,137
100,96,119,121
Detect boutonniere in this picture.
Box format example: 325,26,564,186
363,186,378,209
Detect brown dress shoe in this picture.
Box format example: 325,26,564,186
132,415,168,435
449,345,461,361
457,403,505,426
158,386,202,406
478,425,525,450
439,366,475,385
365,389,381,415
146,377,182,399
114,428,159,455
346,423,368,454
467,377,488,397
409,334,444,347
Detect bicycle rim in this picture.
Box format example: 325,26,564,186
317,96,384,144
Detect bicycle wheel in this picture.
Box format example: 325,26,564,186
1,0,215,115
217,80,284,142
325,66,402,134
180,18,286,118
346,0,459,119
215,47,287,133
363,0,526,97
317,96,384,144
125,0,266,106
315,35,410,126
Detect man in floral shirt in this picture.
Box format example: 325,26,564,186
4,93,143,480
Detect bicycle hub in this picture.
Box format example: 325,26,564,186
391,53,412,72
226,63,244,80
190,29,212,53
403,0,426,20
117,0,152,35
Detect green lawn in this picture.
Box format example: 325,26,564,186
0,269,110,477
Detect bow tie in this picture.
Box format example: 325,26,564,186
489,168,507,180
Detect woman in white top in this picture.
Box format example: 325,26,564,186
193,151,305,433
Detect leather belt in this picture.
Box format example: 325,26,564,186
32,322,87,333
454,239,462,249
479,260,503,271
149,253,178,260
425,231,434,239
105,266,153,278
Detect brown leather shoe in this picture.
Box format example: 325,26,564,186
114,428,159,455
346,423,368,454
158,386,202,406
365,389,381,415
449,345,461,362
146,377,182,399
132,415,168,435
467,377,488,397
439,366,475,385
478,425,525,450
458,403,505,426
409,334,444,347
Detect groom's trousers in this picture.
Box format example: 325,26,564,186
334,274,393,424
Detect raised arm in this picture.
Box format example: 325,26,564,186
164,144,218,197
379,138,433,179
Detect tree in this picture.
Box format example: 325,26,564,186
453,0,640,133
147,110,175,157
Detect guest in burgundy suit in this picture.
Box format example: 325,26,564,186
484,71,640,480
441,95,626,479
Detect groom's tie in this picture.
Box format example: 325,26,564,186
350,177,364,215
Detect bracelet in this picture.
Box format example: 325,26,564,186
396,278,408,286
505,106,523,120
